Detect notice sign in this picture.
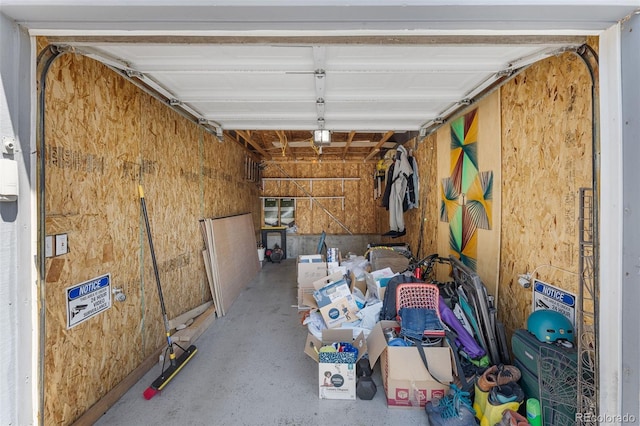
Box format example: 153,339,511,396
66,273,112,329
532,279,576,327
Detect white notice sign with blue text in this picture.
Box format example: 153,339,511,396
532,279,576,327
66,273,112,329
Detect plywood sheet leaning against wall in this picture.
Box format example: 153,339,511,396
436,92,502,296
498,51,593,338
41,48,261,425
261,161,378,235
201,213,261,316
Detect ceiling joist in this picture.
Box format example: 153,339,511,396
235,130,272,160
365,131,395,161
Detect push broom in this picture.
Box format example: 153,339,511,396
139,185,197,400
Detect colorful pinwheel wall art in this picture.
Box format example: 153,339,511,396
440,109,493,270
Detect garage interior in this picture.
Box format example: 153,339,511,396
2,2,640,426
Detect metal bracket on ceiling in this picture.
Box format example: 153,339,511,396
315,71,326,125
495,68,516,78
316,98,325,123
198,119,224,142
313,46,327,133
499,46,577,79
125,69,144,79
417,126,428,144
416,116,446,143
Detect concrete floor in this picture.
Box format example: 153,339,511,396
95,258,429,426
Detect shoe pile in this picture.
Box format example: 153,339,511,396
473,364,524,426
425,384,477,425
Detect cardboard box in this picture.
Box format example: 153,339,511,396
297,255,327,287
364,268,397,300
349,271,367,297
318,352,357,400
299,271,343,310
327,262,345,276
297,254,328,308
318,296,359,329
304,328,367,400
297,287,315,310
308,273,359,329
367,320,452,407
313,278,353,307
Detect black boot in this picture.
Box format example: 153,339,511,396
391,229,406,238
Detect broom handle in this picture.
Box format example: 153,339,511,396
139,185,176,365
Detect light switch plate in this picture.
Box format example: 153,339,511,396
55,234,68,256
45,235,54,258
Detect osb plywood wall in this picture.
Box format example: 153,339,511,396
261,162,378,234
399,136,440,260
435,91,502,295
498,51,593,338
42,49,260,425
261,142,440,260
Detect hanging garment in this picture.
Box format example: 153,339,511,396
381,162,394,209
374,159,388,200
388,145,414,232
406,152,420,209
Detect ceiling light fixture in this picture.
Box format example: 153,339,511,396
313,129,331,146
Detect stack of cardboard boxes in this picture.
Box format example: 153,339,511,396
298,254,453,406
296,254,328,308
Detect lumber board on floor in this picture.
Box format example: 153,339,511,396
172,305,216,342
169,301,214,330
